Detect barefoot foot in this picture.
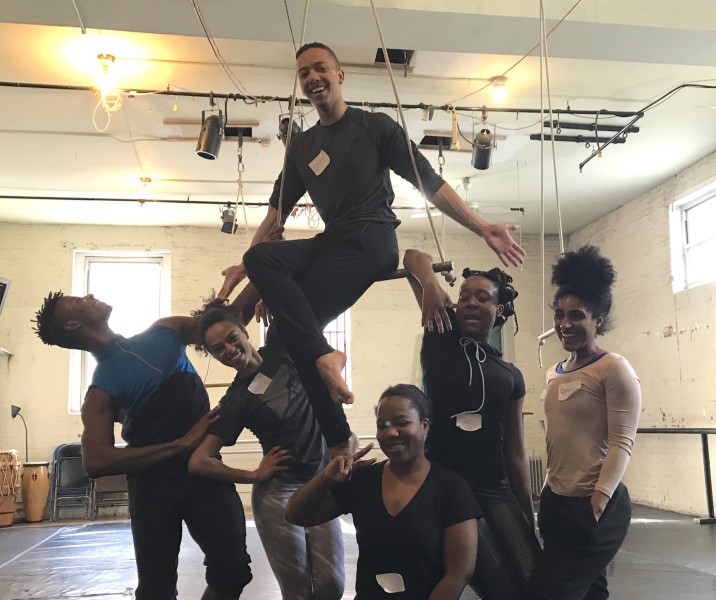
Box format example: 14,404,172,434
329,432,360,460
316,350,354,405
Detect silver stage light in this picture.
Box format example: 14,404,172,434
471,128,494,170
220,205,236,234
196,110,224,160
278,116,302,146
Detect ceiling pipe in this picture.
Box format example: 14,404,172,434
0,194,449,213
0,81,644,119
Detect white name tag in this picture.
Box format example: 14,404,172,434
375,573,405,593
454,412,482,432
248,372,272,395
308,149,331,176
558,381,581,401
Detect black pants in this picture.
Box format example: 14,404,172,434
244,222,399,447
470,480,541,600
529,484,631,600
128,465,252,600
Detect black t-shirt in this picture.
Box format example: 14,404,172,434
208,343,328,484
331,461,480,600
269,106,445,231
421,309,526,490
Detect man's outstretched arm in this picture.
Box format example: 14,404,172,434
429,183,525,268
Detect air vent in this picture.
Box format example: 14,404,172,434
374,48,415,67
224,126,253,139
418,134,451,150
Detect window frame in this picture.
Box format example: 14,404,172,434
670,180,716,292
67,249,171,414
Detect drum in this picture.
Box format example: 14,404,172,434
0,450,21,527
21,462,50,523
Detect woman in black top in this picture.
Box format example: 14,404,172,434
286,384,480,600
404,249,541,600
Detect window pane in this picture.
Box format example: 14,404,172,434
686,238,716,287
82,260,164,401
88,261,162,336
686,198,716,246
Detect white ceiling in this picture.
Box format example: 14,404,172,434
1,0,716,235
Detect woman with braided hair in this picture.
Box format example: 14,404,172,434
529,245,641,600
403,249,541,600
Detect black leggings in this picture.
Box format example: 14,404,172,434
244,222,399,447
470,480,542,600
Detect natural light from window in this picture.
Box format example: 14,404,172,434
670,181,716,292
68,251,170,413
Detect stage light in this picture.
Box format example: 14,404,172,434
196,109,224,160
471,128,494,170
220,205,236,234
278,116,302,146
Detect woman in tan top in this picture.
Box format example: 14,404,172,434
529,246,641,600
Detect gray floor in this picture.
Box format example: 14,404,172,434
0,505,714,599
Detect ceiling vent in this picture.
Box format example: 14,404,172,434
224,126,253,139
374,48,415,68
418,131,466,153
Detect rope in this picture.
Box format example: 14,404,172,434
276,0,311,226
367,0,446,263
537,0,565,366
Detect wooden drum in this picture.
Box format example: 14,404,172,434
0,450,21,527
21,462,50,523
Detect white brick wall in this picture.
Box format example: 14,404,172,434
568,149,716,515
0,222,559,495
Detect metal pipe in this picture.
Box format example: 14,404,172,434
0,81,644,118
544,120,640,133
579,114,644,172
530,134,627,144
701,433,715,519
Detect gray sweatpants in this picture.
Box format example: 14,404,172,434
252,478,345,600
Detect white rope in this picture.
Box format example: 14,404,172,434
225,142,249,266
542,3,565,255
539,0,546,340
367,0,446,262
537,0,565,366
276,0,311,226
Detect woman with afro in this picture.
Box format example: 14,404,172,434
530,245,642,600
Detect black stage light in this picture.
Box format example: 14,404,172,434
471,128,494,170
196,111,224,160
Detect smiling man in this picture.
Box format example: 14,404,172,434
222,42,524,459
33,290,258,600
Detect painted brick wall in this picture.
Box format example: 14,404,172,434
568,150,716,515
0,222,560,481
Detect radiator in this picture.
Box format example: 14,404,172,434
529,456,545,500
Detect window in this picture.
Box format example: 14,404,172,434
671,182,716,292
260,310,352,388
68,250,171,413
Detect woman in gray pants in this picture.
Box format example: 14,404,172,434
189,306,344,600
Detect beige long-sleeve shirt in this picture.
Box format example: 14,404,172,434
543,352,641,498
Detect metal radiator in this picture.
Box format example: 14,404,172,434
529,456,545,500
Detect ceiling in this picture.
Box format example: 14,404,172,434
2,0,716,236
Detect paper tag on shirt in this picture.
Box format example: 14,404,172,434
558,381,581,401
308,150,331,176
454,412,482,432
375,573,406,593
248,372,272,395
